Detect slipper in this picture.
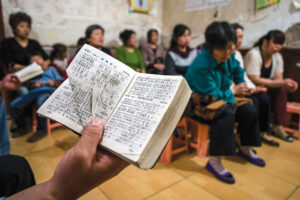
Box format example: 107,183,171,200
271,131,293,143
206,162,235,184
238,150,266,167
260,136,280,147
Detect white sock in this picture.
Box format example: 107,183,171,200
240,146,258,158
209,156,228,174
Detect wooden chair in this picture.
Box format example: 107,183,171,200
284,102,300,139
32,107,62,136
160,117,190,164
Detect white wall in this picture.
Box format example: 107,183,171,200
2,0,163,47
2,0,300,48
162,0,300,48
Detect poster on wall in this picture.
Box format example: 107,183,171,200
186,0,230,12
256,0,280,9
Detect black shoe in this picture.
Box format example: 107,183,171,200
11,127,30,138
26,130,47,143
260,135,280,147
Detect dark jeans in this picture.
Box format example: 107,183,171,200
209,103,261,156
0,97,10,155
0,155,35,197
11,87,55,131
267,88,287,125
250,92,271,133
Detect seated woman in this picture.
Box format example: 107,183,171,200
50,43,68,80
115,30,145,72
231,23,279,147
85,24,112,56
244,30,298,142
1,12,50,72
140,29,165,74
185,21,265,184
10,52,63,142
165,24,197,76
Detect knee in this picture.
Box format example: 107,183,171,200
240,103,257,118
214,108,235,127
259,93,271,106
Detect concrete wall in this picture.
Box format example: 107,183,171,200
2,0,163,47
2,0,300,48
162,0,300,48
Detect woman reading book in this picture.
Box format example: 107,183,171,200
185,21,265,184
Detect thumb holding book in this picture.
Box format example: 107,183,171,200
45,118,128,199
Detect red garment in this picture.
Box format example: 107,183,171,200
51,62,68,80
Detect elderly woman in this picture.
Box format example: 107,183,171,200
1,12,49,72
244,30,298,142
185,21,265,184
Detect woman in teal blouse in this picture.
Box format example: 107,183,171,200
115,30,145,72
185,21,265,184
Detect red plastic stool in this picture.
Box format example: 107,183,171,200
32,107,62,136
284,102,300,139
160,117,190,164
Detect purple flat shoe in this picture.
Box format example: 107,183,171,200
238,150,266,167
205,162,235,184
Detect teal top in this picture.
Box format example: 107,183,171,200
115,46,146,71
185,48,245,104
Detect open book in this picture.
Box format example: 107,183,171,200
38,44,192,169
15,62,43,82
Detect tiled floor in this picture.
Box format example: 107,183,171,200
9,126,300,200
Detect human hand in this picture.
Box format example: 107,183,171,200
47,80,55,87
33,82,42,88
250,86,267,94
231,83,249,96
47,118,128,200
154,64,165,71
1,74,21,91
136,68,141,72
284,79,298,93
13,64,25,70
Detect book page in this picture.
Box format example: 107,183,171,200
101,73,181,161
38,44,136,132
15,62,43,82
66,45,136,126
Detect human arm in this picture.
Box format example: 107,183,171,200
7,118,128,200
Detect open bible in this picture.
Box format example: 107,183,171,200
15,62,43,82
38,44,192,169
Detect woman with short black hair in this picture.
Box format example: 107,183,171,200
1,12,50,72
185,21,265,184
244,30,298,142
115,29,145,72
85,24,112,56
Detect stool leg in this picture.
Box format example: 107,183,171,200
160,136,173,164
197,125,209,158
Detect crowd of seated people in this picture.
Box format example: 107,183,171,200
0,11,298,190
